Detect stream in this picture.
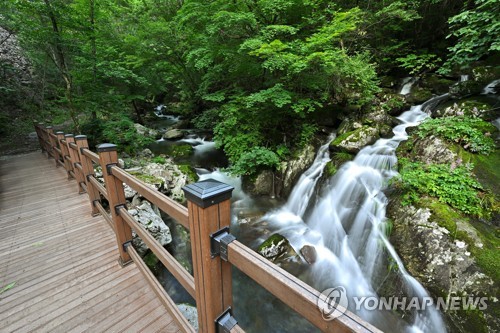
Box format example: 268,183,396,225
149,78,499,333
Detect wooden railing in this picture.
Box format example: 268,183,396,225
34,123,382,333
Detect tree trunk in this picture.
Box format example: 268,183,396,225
43,0,80,131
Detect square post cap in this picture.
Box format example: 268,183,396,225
182,179,234,208
75,135,87,140
97,143,117,152
64,134,74,138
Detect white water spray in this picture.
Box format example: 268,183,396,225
400,77,416,95
265,95,450,332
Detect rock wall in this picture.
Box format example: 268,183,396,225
0,25,31,83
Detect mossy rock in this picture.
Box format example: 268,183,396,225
178,164,199,183
258,234,295,261
330,126,379,154
450,80,484,98
433,99,495,119
143,251,159,273
451,145,500,197
420,73,455,95
128,171,164,185
407,86,433,104
324,161,337,177
170,144,194,158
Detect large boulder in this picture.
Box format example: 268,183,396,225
257,233,307,276
242,169,274,197
128,157,197,203
177,304,198,331
411,136,457,164
142,162,191,202
129,201,172,256
134,123,159,138
407,86,434,105
420,73,456,95
432,100,493,119
329,126,380,154
162,129,184,140
387,199,498,332
279,143,317,197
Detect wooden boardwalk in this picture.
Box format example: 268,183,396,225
0,152,180,333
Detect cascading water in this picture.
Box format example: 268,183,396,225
284,133,336,217
400,77,417,95
264,95,451,332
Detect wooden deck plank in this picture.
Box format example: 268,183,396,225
0,152,180,333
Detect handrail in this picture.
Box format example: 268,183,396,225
88,175,108,200
227,241,381,332
82,148,100,164
111,166,189,229
127,245,196,333
118,206,195,298
33,123,380,333
95,201,114,231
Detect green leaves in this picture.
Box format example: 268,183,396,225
416,116,496,155
444,0,500,69
0,282,16,295
396,53,442,75
246,85,292,108
231,147,280,176
397,159,489,217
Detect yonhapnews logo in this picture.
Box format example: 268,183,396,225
317,287,349,321
317,286,492,321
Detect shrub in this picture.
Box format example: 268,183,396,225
230,146,280,176
416,116,496,155
397,158,491,217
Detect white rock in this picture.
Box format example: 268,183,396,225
129,201,172,256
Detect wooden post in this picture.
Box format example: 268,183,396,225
55,131,65,167
65,135,85,193
45,126,54,159
34,123,45,153
183,180,234,333
75,135,101,215
61,134,74,179
97,143,132,266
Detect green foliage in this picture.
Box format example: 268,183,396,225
0,282,16,295
397,158,491,217
332,151,354,165
396,53,441,74
230,147,280,176
416,116,496,155
178,164,199,183
143,252,159,271
443,0,500,70
151,156,167,164
100,117,154,154
324,161,337,177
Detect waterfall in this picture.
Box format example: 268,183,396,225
481,79,500,95
180,137,217,154
265,95,451,332
400,77,416,95
284,133,336,217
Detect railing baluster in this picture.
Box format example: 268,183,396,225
75,135,101,215
97,143,132,266
34,123,45,153
45,126,54,158
55,131,65,167
66,135,85,194
183,180,234,333
61,134,74,179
